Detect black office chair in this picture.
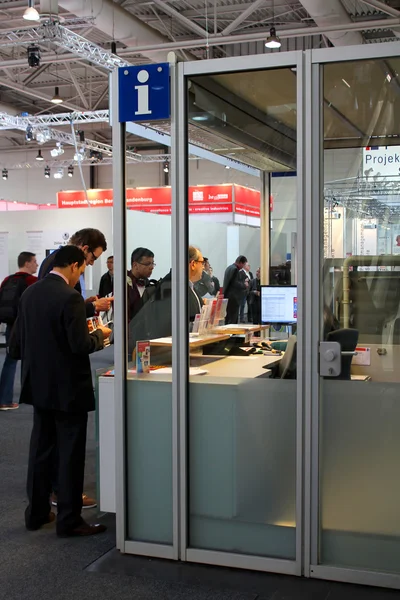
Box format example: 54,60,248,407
276,334,297,379
326,328,358,380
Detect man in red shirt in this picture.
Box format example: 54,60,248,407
0,252,38,410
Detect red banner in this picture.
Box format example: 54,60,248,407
57,184,260,216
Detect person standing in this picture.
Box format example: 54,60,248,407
188,246,205,319
98,256,114,298
10,246,111,536
249,267,261,325
127,247,155,322
239,262,252,323
0,252,38,411
209,266,220,296
194,256,214,298
39,228,112,317
223,255,249,324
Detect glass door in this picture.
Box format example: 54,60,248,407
308,43,400,588
179,51,304,575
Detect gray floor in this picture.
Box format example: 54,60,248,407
1,346,400,599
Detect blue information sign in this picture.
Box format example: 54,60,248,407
118,63,170,123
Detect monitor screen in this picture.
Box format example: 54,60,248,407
261,286,298,324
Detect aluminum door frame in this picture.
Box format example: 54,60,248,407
305,41,400,589
178,50,305,576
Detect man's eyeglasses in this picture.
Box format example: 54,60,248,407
138,261,156,267
88,248,99,261
195,259,205,264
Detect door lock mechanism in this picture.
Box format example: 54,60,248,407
319,341,341,377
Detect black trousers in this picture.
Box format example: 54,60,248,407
25,407,88,533
225,297,240,324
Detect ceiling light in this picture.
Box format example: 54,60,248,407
89,150,103,163
163,161,169,173
25,125,34,142
51,86,63,105
54,167,64,179
265,26,281,49
36,149,43,161
225,165,231,170
342,78,351,88
67,165,74,177
44,166,50,179
192,115,209,121
36,128,51,144
23,0,40,21
50,143,64,158
2,168,8,181
27,45,40,68
386,73,392,83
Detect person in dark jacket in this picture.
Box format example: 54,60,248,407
209,266,220,296
127,247,155,322
98,256,114,298
223,255,248,324
249,267,261,325
39,228,111,317
11,246,111,537
194,257,214,298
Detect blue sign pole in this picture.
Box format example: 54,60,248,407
118,63,171,123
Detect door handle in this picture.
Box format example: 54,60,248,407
341,351,357,356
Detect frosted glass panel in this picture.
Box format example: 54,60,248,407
126,379,173,544
189,378,296,559
320,381,400,572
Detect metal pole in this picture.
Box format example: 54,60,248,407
110,68,127,553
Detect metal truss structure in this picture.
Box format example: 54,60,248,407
0,20,130,72
2,153,172,171
0,110,109,130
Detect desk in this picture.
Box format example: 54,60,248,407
150,333,231,349
213,324,269,335
189,354,281,379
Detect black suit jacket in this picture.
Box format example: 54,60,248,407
15,274,104,413
99,272,113,298
39,249,96,318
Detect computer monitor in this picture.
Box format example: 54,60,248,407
261,285,298,324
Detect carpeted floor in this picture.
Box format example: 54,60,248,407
2,346,400,600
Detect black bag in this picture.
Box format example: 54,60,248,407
0,273,30,325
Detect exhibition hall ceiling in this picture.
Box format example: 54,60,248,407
0,0,398,168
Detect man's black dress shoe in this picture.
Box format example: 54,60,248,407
57,520,107,537
26,511,56,531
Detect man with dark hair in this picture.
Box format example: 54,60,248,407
38,228,111,317
11,245,111,537
98,255,114,298
0,251,38,410
223,255,249,324
127,247,155,321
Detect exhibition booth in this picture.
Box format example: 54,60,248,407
102,41,400,591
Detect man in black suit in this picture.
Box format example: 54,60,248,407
13,246,111,536
189,246,205,319
39,228,112,317
98,255,114,298
223,255,249,324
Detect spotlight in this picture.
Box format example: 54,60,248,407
77,130,85,142
44,166,50,179
67,165,74,177
25,125,34,142
89,150,103,163
36,149,44,161
163,161,169,173
2,168,8,180
225,165,231,170
27,45,40,68
51,86,63,105
53,167,64,179
265,26,281,49
23,0,39,21
50,143,64,158
36,129,51,144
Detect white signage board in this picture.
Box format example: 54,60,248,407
362,145,400,178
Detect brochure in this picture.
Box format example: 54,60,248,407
87,315,110,347
136,340,151,373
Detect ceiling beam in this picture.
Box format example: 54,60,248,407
0,77,83,111
221,0,267,35
23,63,49,86
150,0,209,37
65,63,89,109
360,0,400,17
92,85,109,111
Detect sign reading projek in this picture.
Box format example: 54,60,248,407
362,145,400,178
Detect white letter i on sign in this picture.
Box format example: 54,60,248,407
135,69,152,116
